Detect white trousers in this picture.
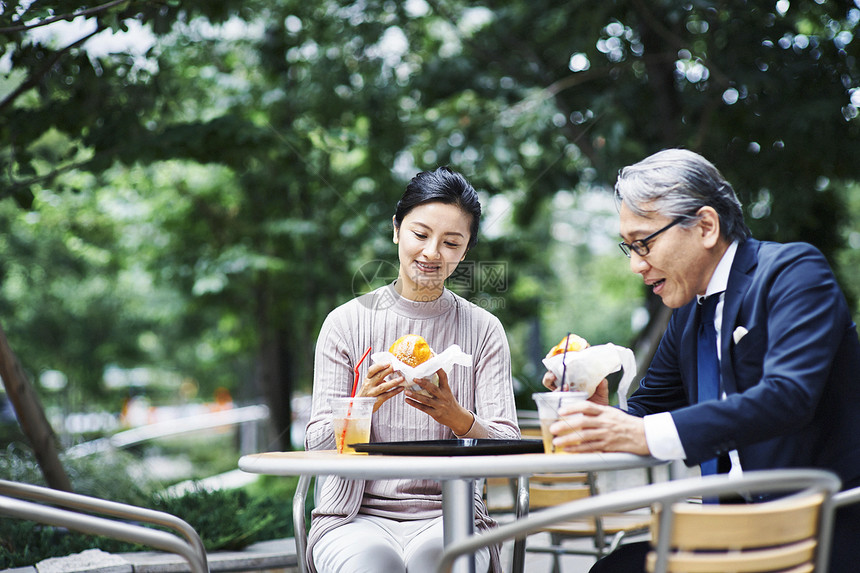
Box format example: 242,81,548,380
312,514,490,573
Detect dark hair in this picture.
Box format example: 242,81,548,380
393,166,482,250
615,149,751,242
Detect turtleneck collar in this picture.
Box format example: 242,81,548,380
384,281,456,319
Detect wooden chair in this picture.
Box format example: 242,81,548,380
497,427,650,572
516,471,651,572
647,491,824,572
437,469,841,573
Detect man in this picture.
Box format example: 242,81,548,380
545,149,860,572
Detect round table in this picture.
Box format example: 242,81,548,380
240,449,664,573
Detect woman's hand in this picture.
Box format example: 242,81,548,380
357,362,405,412
405,369,474,436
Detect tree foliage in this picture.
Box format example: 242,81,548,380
1,1,858,448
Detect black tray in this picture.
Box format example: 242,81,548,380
350,438,544,456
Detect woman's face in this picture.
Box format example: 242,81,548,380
394,201,473,301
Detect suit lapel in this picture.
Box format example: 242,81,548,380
719,239,759,395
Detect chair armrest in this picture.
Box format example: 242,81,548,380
0,494,207,573
0,478,206,564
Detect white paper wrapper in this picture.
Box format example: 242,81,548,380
371,344,473,394
541,343,637,410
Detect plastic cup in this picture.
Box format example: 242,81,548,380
331,397,375,454
532,391,588,454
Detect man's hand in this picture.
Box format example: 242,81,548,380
541,370,563,391
549,400,650,455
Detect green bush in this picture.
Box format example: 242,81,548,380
0,522,134,568
151,486,292,551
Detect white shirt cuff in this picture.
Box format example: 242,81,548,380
643,412,687,460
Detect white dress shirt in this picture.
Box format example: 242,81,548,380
642,241,743,476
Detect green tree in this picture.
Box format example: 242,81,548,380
1,0,858,456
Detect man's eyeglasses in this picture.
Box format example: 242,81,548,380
618,217,685,258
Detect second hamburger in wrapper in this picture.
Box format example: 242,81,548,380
542,335,637,410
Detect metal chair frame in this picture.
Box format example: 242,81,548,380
832,482,860,509
437,469,841,573
509,420,654,572
511,470,651,572
293,474,317,573
0,478,208,573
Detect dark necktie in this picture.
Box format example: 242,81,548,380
697,293,721,476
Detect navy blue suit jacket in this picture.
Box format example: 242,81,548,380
627,238,860,486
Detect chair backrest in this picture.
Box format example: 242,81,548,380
435,469,842,573
647,492,825,573
527,472,592,509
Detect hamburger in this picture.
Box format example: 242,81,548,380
546,333,590,358
389,334,435,367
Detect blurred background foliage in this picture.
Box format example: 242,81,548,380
0,0,859,452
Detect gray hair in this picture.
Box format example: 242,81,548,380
614,149,751,242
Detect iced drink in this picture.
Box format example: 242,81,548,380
333,415,372,454
330,397,375,454
532,391,588,454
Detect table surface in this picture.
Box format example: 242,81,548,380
239,449,664,480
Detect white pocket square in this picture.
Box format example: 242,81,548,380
733,326,749,344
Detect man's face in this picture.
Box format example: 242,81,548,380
619,202,714,309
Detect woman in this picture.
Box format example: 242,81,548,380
305,166,519,573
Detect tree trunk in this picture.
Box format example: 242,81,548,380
255,285,293,452
257,329,293,451
0,322,72,491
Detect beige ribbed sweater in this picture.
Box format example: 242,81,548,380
305,283,519,572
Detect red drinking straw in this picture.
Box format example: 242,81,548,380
352,346,373,397
340,346,372,452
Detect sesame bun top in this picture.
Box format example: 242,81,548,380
389,334,434,367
